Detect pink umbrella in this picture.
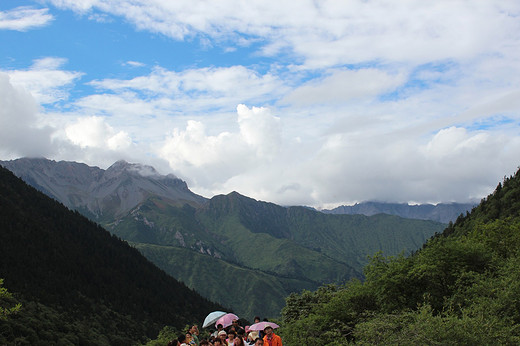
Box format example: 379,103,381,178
215,313,239,328
248,321,279,331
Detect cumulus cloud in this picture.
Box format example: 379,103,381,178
160,104,281,188
65,116,132,150
0,6,53,31
0,73,53,158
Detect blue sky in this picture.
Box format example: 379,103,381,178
1,1,520,207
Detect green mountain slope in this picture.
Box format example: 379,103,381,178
279,167,520,345
0,166,222,345
134,243,315,319
110,192,445,318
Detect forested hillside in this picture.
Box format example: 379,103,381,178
279,167,520,344
120,191,444,318
0,166,222,345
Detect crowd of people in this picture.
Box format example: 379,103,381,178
167,317,282,346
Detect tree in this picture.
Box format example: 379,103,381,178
0,279,21,320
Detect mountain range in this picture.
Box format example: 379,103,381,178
1,158,448,318
322,201,475,223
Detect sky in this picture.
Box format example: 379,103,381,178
1,1,519,208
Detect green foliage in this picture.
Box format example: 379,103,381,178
0,279,21,321
355,304,520,345
281,167,520,344
143,326,180,346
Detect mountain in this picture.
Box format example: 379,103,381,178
0,165,222,345
1,158,446,319
279,168,520,344
0,157,206,221
322,201,476,223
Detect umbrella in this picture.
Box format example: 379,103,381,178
203,311,227,328
215,313,239,328
248,321,280,331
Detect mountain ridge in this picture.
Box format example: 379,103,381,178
0,157,207,220
1,157,447,318
322,200,475,223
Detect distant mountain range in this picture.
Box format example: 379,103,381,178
322,201,475,223
0,165,222,344
1,158,448,318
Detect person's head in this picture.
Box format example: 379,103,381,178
254,338,264,346
178,334,186,343
264,327,273,336
234,336,244,346
218,330,227,341
228,330,236,340
232,319,240,328
217,324,224,331
185,332,192,342
254,316,261,324
213,339,223,346
248,331,259,341
199,340,209,346
190,325,199,335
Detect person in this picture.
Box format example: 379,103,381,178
230,319,245,334
178,334,189,346
190,325,200,346
254,338,264,346
247,331,259,345
262,326,282,346
218,330,228,345
233,335,245,346
227,330,237,346
212,324,225,338
186,332,195,345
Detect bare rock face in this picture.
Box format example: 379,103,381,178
0,158,207,219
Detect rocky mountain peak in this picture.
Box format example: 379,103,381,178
0,157,206,219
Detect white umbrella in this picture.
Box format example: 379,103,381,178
203,311,227,328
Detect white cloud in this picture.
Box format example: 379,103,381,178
283,68,407,106
5,57,83,104
2,1,519,208
0,6,53,31
159,104,282,188
0,73,53,158
47,1,520,68
80,66,285,122
124,60,146,68
237,104,281,158
65,116,132,150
